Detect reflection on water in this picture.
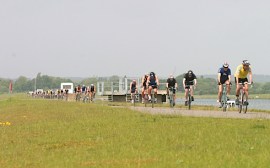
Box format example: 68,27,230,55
176,98,270,110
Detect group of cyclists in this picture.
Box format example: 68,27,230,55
130,60,253,108
74,84,96,102
217,60,252,107
130,70,197,106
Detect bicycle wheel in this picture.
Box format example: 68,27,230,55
243,93,248,113
144,94,147,107
133,94,136,107
222,102,227,112
238,93,243,113
188,94,191,110
169,90,173,108
151,93,154,108
222,93,227,112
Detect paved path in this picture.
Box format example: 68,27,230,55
130,107,270,120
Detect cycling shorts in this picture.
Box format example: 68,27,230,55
235,77,248,84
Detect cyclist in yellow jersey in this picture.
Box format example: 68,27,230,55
234,60,253,105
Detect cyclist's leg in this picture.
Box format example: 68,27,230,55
148,86,152,100
89,92,92,101
153,86,158,102
190,86,194,101
235,78,241,97
184,88,188,101
184,88,188,105
218,84,222,102
235,77,241,104
173,88,176,105
225,80,231,96
131,92,134,103
141,87,145,102
244,83,249,103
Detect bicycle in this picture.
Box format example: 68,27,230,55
89,92,95,102
238,82,252,113
75,92,81,102
145,85,156,108
82,92,89,103
131,92,138,107
220,84,230,112
168,87,176,108
185,85,194,110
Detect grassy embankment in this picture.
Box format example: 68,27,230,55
1,94,270,168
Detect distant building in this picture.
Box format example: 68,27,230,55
61,83,74,94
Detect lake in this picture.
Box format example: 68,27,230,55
176,98,270,111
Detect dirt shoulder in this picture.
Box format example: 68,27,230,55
130,106,270,120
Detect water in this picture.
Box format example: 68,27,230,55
176,98,270,111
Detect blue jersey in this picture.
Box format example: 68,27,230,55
218,67,231,82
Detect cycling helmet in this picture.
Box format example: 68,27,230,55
188,70,193,74
242,60,250,65
223,62,229,68
91,84,94,86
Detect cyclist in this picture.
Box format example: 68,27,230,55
166,74,178,106
217,62,232,107
234,60,253,105
183,70,197,106
141,73,149,103
147,72,159,103
81,84,88,102
89,84,96,101
130,80,138,103
75,85,82,101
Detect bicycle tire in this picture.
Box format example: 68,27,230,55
133,94,135,107
169,89,174,108
222,102,227,112
222,85,227,112
170,98,173,108
188,94,191,110
243,93,248,113
238,92,244,113
144,94,147,107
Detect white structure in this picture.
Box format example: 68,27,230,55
227,100,235,107
61,83,74,94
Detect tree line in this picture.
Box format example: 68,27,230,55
0,73,269,95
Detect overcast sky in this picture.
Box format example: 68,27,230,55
1,0,270,79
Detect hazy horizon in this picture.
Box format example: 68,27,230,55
1,0,270,79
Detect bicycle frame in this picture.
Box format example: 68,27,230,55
220,84,228,112
168,87,175,108
131,92,138,107
185,85,193,110
238,82,252,113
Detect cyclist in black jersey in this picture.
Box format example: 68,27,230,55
130,80,137,103
147,72,159,102
166,74,178,106
183,70,197,106
141,73,149,103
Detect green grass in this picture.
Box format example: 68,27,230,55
1,94,270,167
